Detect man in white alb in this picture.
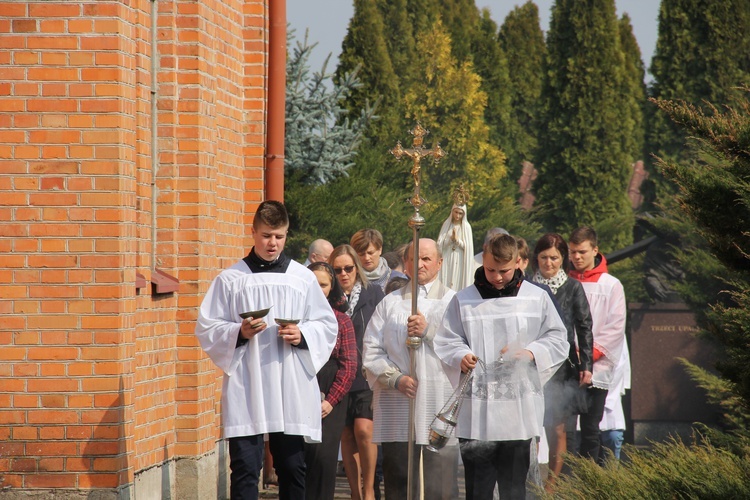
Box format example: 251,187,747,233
363,238,459,500
195,201,338,500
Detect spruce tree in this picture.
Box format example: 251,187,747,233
499,1,546,180
645,0,750,205
285,33,376,185
283,32,378,257
535,0,633,251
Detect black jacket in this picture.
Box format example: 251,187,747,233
554,278,594,373
348,282,385,392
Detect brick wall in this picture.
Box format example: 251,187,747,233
0,0,268,494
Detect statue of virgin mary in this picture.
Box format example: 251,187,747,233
436,185,474,291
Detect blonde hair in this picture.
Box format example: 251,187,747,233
328,244,369,288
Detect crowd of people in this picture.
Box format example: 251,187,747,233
195,200,630,500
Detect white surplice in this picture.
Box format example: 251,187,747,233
195,259,338,442
433,281,568,442
363,280,456,445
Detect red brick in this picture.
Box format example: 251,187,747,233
25,473,76,488
28,255,78,268
26,36,78,50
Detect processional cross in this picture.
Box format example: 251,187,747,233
389,122,446,500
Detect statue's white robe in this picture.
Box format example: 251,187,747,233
195,259,338,442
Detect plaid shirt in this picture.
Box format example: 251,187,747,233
325,309,357,407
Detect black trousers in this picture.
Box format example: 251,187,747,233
381,441,459,500
229,432,306,500
460,438,531,500
304,395,349,500
579,387,608,462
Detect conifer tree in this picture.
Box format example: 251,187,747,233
471,9,512,161
285,33,376,185
535,0,633,251
283,32,377,256
645,0,750,205
498,1,546,180
618,13,646,165
402,19,507,237
376,0,416,86
435,0,481,63
336,0,402,142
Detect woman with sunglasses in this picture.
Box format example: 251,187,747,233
329,244,385,500
304,262,358,500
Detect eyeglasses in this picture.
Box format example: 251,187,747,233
333,265,355,275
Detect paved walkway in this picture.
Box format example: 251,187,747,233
259,463,549,498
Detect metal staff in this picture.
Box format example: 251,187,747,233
389,123,445,500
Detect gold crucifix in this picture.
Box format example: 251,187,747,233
389,122,447,500
389,122,446,215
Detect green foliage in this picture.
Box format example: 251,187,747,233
285,32,376,184
434,0,480,63
644,0,750,206
535,0,634,248
403,19,506,200
542,435,750,500
471,9,511,162
678,358,750,435
498,1,546,180
336,0,402,142
618,13,647,164
285,146,415,258
645,87,750,450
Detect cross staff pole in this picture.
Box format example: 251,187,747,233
389,123,445,500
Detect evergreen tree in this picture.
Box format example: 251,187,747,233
336,0,402,142
651,95,750,398
471,9,512,162
376,0,416,83
499,1,546,180
535,0,633,251
285,33,376,185
548,88,750,500
402,19,506,209
435,0,481,63
618,13,646,165
283,32,377,257
644,0,750,205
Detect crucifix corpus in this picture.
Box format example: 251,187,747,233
388,122,446,500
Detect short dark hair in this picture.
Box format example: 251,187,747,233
382,251,402,270
254,200,289,229
515,236,530,261
533,233,570,273
350,229,383,253
385,276,410,294
569,226,598,247
484,234,518,263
